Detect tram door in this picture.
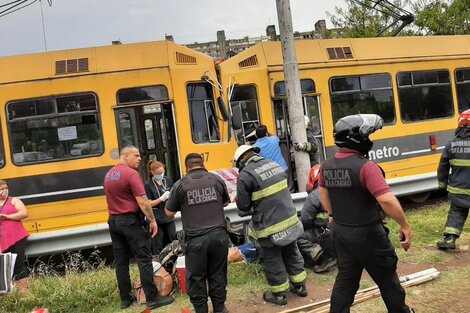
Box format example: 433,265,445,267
272,94,326,171
115,102,181,182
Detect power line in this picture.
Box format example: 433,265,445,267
0,0,38,18
0,0,24,9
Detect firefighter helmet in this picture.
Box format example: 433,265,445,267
307,163,321,192
333,114,384,153
458,109,470,127
233,145,260,168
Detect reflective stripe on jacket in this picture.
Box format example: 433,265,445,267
236,156,298,240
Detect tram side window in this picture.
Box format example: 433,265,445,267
187,83,220,143
230,85,260,144
455,68,470,113
330,74,395,124
274,79,316,96
7,93,104,165
117,85,169,104
398,70,454,122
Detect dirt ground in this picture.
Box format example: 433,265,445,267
223,246,470,313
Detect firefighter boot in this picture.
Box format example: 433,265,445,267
290,282,308,297
313,255,337,273
437,235,457,250
263,291,287,306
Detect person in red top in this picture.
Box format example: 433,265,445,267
0,179,30,292
104,146,173,310
319,114,413,313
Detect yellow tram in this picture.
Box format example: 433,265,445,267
218,35,470,202
0,41,236,255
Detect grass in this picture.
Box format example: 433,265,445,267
1,199,470,313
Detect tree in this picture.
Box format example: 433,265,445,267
412,0,470,35
327,0,413,38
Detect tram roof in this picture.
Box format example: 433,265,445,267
219,35,470,71
0,40,214,84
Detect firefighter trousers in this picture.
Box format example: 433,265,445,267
443,202,469,237
260,240,306,294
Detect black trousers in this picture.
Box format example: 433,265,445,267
185,229,229,313
443,202,469,237
330,223,410,313
5,237,29,280
108,215,158,303
151,220,177,256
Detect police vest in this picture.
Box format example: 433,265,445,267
322,155,380,226
241,157,300,241
179,171,226,233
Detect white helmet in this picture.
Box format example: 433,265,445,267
233,145,260,167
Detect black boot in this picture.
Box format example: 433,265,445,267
313,255,337,273
147,295,174,309
214,306,229,313
290,282,308,297
263,291,287,305
437,235,457,250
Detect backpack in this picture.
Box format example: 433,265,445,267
134,261,173,304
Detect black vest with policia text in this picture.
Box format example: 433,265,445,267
179,169,226,236
322,155,381,226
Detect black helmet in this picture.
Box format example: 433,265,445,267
334,114,383,154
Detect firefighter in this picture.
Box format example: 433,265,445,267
234,145,307,306
297,166,337,273
437,109,470,250
294,116,319,166
319,114,413,313
165,153,230,313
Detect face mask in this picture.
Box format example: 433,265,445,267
0,188,8,200
153,171,164,181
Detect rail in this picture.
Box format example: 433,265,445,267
25,172,439,257
25,192,308,257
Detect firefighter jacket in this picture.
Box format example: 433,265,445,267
300,188,329,242
437,127,470,208
236,156,301,246
306,128,319,166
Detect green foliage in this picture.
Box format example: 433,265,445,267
327,0,412,38
412,0,470,35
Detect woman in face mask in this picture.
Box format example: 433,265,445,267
144,161,176,256
0,179,30,293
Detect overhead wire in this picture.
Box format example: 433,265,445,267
0,0,38,18
349,0,414,36
0,0,24,9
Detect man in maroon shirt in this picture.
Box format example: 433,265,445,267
319,114,413,313
104,146,173,310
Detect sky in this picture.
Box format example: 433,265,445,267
0,0,344,57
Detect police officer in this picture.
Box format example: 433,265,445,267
437,109,470,250
165,153,230,313
104,146,174,310
234,145,307,306
319,114,413,313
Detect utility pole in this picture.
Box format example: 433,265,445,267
275,0,310,192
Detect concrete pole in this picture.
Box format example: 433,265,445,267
275,0,310,192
